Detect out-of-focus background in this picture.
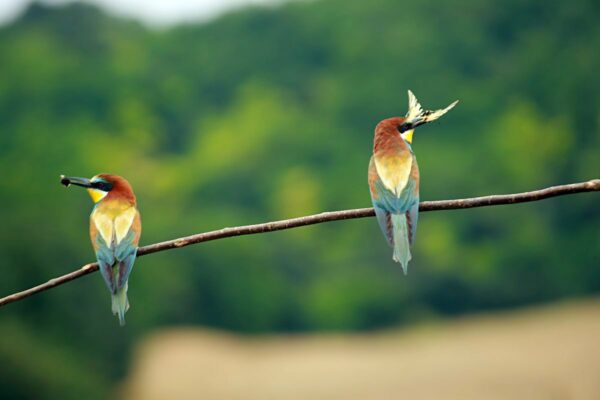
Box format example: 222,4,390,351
0,0,599,399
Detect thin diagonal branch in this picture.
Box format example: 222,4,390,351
1,179,598,308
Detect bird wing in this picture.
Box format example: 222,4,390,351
114,209,141,290
373,204,394,247
369,154,420,246
405,198,419,246
90,207,141,293
369,157,392,245
406,90,424,122
90,216,116,293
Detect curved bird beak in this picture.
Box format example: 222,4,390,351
60,175,93,188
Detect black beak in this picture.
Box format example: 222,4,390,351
60,175,93,188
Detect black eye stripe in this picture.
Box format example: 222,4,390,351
92,181,113,191
397,123,413,133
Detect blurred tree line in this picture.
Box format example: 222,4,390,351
0,0,598,398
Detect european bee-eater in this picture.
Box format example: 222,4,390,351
368,91,457,273
61,173,141,326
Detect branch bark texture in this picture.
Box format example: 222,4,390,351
1,179,598,307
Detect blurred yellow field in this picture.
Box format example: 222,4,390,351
123,299,600,400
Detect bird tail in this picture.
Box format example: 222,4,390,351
391,213,412,274
111,282,130,327
405,90,458,127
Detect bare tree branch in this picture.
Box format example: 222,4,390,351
1,179,598,308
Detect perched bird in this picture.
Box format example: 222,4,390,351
368,91,457,273
61,174,141,326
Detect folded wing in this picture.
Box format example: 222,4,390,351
91,207,141,294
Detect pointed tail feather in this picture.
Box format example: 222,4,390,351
111,282,130,326
391,213,412,274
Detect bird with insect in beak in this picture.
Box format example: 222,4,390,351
61,174,141,326
368,90,458,273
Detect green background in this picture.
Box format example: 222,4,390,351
0,1,598,398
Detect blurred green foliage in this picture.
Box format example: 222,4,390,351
0,0,599,398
